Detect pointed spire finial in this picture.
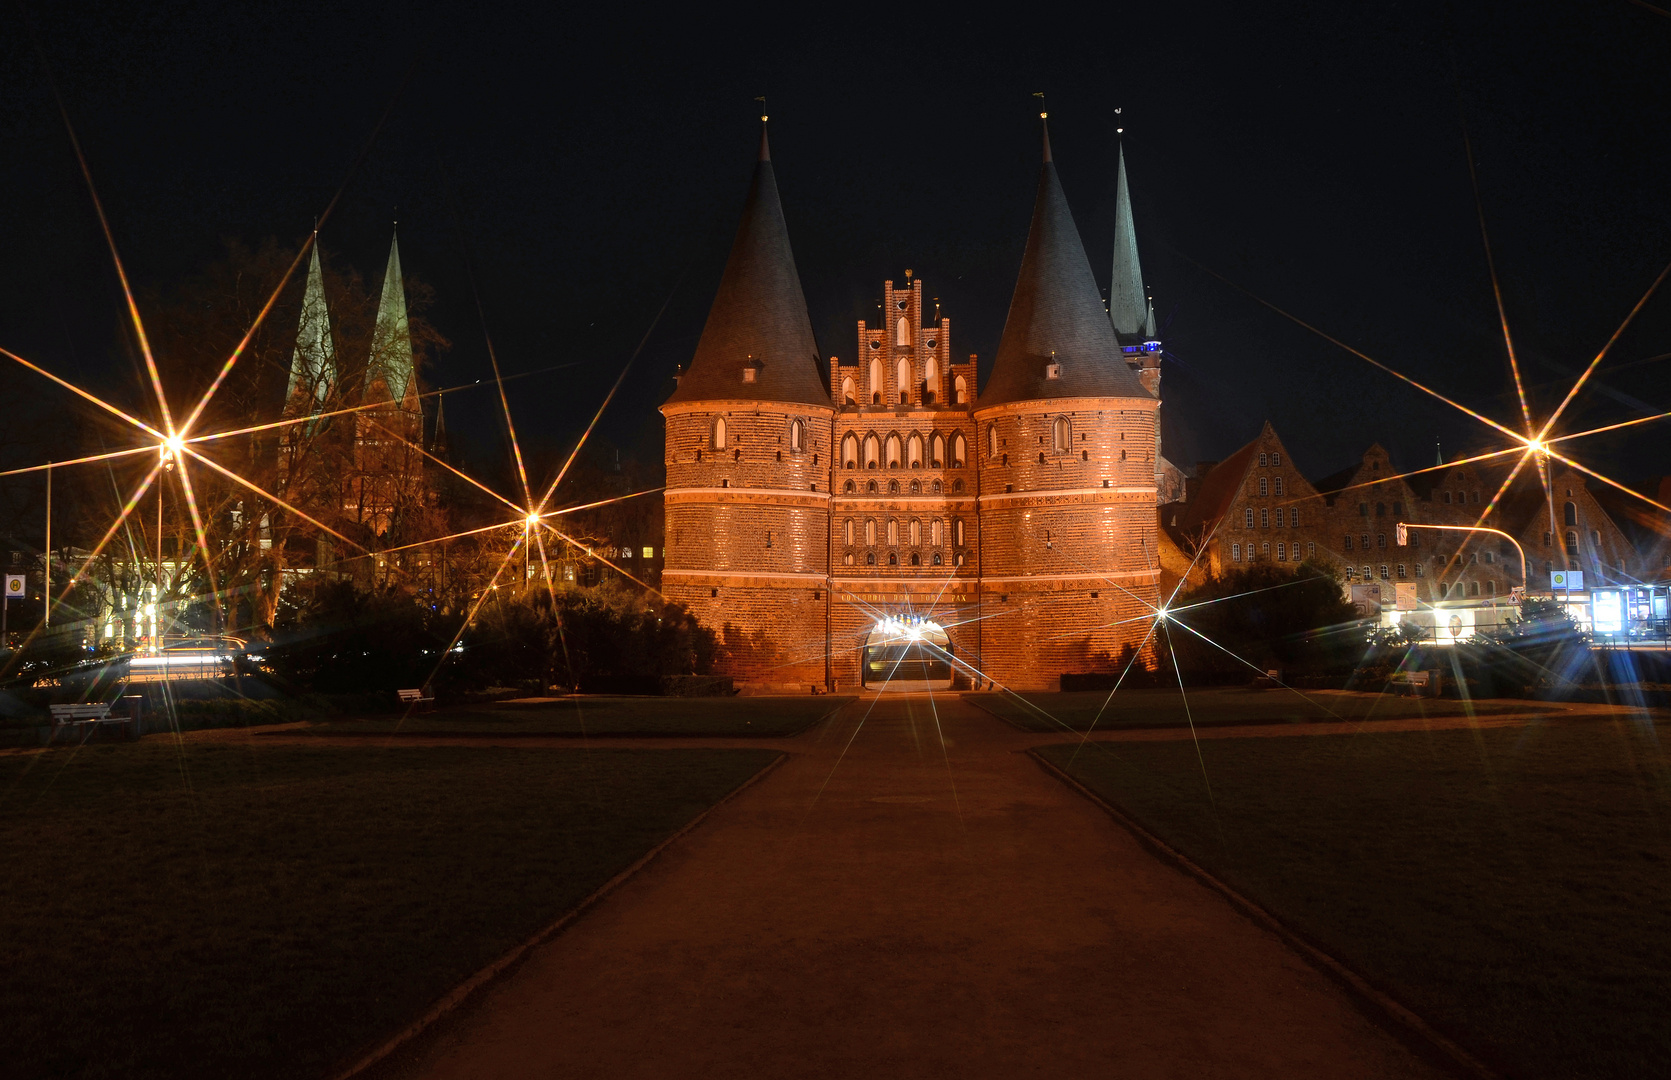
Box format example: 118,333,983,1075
754,96,770,160
1115,105,1124,136
1033,92,1051,161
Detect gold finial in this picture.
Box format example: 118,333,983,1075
1034,91,1046,118
1115,105,1123,135
755,95,767,122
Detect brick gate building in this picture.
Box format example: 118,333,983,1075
662,122,1161,691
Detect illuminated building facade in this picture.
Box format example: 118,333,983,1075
662,123,1162,691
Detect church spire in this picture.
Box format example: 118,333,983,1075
284,240,336,426
370,227,417,408
981,121,1150,407
666,120,826,407
1109,145,1151,342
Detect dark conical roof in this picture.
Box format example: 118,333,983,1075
666,126,827,407
981,125,1151,407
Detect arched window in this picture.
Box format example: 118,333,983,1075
866,551,876,565
842,433,858,468
1244,508,1254,529
888,552,898,566
952,478,963,492
931,519,942,546
924,354,938,400
908,433,923,468
1566,530,1579,554
896,316,910,347
932,480,942,494
1232,542,1242,562
952,433,966,468
932,552,943,566
953,518,965,546
930,434,944,467
889,480,899,495
910,553,920,566
712,416,727,449
896,358,911,403
865,519,876,546
955,552,964,567
867,480,878,494
870,358,884,404
1375,501,1385,517
1277,543,1286,562
844,552,854,566
988,425,998,457
910,519,921,545
841,376,856,405
886,434,902,469
843,479,855,493
1563,501,1578,526
864,434,879,469
844,519,854,546
789,419,804,453
1052,416,1070,452
887,519,898,546
954,375,968,404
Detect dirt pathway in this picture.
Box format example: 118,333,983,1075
390,693,1448,1080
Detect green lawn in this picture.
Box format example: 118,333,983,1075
1038,722,1671,1080
0,742,780,1080
972,686,1557,733
308,694,855,737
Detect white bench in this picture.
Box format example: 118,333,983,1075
396,688,434,711
1388,670,1432,695
50,703,113,724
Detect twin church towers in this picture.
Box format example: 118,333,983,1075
662,119,1164,691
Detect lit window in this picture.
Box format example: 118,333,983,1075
897,358,911,401
712,416,727,449
931,434,944,467
865,519,876,546
952,433,966,468
896,316,910,347
842,376,856,405
642,546,653,559
845,519,854,545
910,519,921,546
842,433,858,468
888,519,898,546
931,519,942,546
954,375,968,404
954,518,965,546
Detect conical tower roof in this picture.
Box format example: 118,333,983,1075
370,228,416,406
981,124,1150,407
1109,145,1150,341
284,241,336,418
666,125,826,407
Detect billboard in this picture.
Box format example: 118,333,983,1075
1591,589,1624,635
1394,582,1418,611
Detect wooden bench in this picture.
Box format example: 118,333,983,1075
1388,670,1433,695
50,703,113,724
396,688,434,711
49,702,136,741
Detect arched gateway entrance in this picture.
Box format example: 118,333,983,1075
861,616,954,692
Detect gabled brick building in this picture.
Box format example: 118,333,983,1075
1164,422,1646,609
661,121,1162,691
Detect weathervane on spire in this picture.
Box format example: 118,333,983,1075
1115,106,1124,136
1033,91,1046,119
755,95,767,123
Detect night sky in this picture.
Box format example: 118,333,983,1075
4,1,1670,495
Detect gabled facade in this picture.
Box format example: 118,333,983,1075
1172,423,1650,611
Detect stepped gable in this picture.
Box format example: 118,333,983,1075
981,122,1150,407
667,124,826,408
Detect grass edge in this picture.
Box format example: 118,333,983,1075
1025,747,1501,1080
332,749,789,1080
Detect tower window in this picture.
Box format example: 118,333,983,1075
954,375,968,404
712,416,727,449
1052,416,1070,452
841,376,856,405
789,419,804,453
952,433,966,468
896,316,910,347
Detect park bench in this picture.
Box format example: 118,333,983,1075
1388,670,1434,696
396,688,434,711
49,702,136,741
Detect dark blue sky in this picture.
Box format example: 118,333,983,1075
4,1,1670,493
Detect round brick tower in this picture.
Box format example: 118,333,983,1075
973,121,1161,690
660,123,834,689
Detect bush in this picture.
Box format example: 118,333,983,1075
1168,561,1364,680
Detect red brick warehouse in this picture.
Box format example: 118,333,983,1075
662,118,1164,692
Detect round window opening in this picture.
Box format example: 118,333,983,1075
926,339,937,349
896,299,907,310
868,340,881,350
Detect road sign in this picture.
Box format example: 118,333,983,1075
1550,570,1585,591
3,574,23,600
